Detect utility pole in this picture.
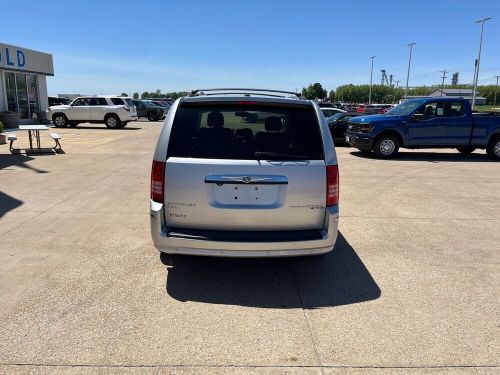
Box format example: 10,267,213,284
405,43,416,100
494,75,500,107
369,56,376,104
393,80,400,104
472,17,492,110
440,69,448,96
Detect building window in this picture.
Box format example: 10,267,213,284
4,72,39,119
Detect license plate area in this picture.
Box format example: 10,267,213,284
205,174,288,208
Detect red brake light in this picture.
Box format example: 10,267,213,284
151,160,166,202
237,101,258,105
326,165,339,206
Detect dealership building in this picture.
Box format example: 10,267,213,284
0,42,54,123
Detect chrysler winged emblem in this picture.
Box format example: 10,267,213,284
220,176,273,184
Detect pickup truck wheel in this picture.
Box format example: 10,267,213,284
456,146,476,154
373,135,399,158
105,115,121,129
69,122,79,128
53,114,68,128
147,112,158,121
486,137,500,160
118,122,128,128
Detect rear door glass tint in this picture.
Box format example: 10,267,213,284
168,103,324,160
111,98,124,105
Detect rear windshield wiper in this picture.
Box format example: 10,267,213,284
254,151,310,160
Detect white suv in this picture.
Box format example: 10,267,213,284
47,96,138,129
150,88,339,257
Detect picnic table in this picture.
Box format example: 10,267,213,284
8,125,62,154
19,125,49,152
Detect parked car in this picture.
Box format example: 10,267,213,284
363,104,393,115
346,98,500,159
327,112,362,143
47,96,137,129
148,100,172,111
132,100,165,121
356,104,366,113
321,107,346,118
48,96,71,106
150,88,340,257
318,102,343,109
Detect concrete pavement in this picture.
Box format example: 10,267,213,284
0,122,498,374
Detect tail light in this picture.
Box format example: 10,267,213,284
326,165,339,206
151,160,166,202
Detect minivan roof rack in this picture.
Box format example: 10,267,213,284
190,88,302,98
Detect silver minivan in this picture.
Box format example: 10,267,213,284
150,89,339,257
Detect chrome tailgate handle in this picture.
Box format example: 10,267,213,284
205,175,288,185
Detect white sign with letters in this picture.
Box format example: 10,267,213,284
0,42,54,76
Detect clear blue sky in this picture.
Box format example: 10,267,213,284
4,0,500,96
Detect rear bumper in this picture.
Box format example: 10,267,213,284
122,114,138,121
346,132,374,150
150,201,339,257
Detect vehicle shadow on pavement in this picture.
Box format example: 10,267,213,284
350,150,492,162
0,191,23,219
161,233,381,309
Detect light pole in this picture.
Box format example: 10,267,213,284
405,42,416,100
471,17,492,110
369,56,376,104
393,80,400,104
440,69,448,96
494,75,500,107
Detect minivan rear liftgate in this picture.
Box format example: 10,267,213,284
150,96,339,256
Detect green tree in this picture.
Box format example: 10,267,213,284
328,90,335,102
302,83,327,100
141,91,150,99
120,92,128,97
132,92,139,99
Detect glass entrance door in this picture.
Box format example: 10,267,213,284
5,72,18,113
4,72,39,119
15,73,29,119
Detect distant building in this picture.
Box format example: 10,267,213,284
398,95,431,104
58,93,81,100
429,89,486,105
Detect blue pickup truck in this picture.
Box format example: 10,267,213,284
345,98,500,160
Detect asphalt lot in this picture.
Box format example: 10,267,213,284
0,121,499,374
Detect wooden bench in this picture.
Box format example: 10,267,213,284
7,134,18,153
50,132,62,153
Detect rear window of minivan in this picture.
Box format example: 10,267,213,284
167,103,324,160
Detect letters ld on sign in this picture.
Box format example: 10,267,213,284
0,47,26,68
